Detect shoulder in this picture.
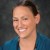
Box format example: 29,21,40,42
37,32,50,50
2,36,19,50
38,32,50,43
0,46,2,50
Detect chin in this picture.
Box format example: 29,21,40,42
19,35,27,39
19,34,30,39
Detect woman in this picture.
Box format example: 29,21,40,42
2,0,50,50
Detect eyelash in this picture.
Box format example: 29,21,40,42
23,18,28,20
13,18,28,21
13,20,18,21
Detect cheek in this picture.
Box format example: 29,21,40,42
13,22,18,28
26,20,36,30
25,20,35,26
23,20,31,27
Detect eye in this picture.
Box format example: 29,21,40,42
13,19,18,21
23,17,28,20
13,17,18,21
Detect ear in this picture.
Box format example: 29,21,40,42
35,14,40,24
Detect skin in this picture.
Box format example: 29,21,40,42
13,6,40,50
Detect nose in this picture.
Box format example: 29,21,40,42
18,20,23,28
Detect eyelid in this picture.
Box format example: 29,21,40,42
23,17,28,20
13,19,18,21
13,17,18,20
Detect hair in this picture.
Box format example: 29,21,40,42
12,0,39,16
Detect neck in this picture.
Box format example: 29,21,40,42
19,31,37,50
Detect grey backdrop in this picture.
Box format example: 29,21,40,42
0,0,50,45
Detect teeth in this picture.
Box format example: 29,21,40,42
19,29,26,32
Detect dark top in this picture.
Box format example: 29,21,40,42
1,32,50,50
0,46,2,50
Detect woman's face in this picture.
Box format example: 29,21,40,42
13,6,40,38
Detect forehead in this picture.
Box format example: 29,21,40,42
13,6,31,12
13,6,34,17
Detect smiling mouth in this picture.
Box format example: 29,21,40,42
18,29,26,32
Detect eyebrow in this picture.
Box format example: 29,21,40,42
13,15,29,19
13,17,18,19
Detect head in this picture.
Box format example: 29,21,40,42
12,0,40,39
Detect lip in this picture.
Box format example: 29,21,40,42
18,29,26,32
